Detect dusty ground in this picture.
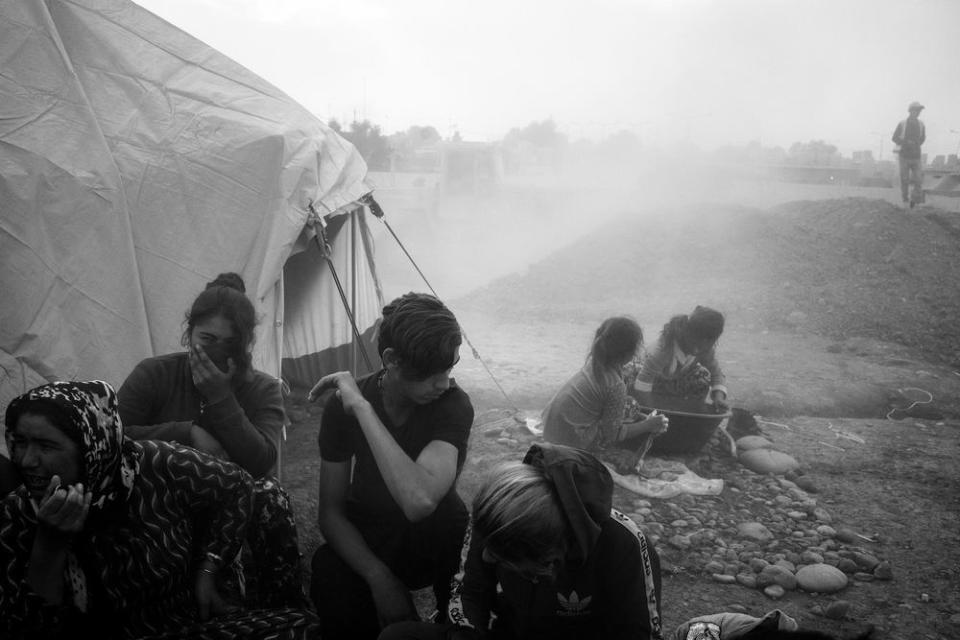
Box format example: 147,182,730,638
280,195,960,640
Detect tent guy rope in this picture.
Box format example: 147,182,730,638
362,194,520,414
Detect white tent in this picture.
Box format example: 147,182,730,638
0,0,385,411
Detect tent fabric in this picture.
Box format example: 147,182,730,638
0,0,384,411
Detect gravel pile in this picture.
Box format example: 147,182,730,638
458,198,960,366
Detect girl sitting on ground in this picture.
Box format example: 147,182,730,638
541,317,667,471
629,306,730,413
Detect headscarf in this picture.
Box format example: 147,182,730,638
5,380,141,511
4,380,142,612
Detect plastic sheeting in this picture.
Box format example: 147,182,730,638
0,0,382,408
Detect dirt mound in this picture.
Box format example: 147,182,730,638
457,198,960,366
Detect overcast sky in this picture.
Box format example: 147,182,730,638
135,0,960,158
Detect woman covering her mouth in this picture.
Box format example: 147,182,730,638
0,380,319,639
117,272,306,609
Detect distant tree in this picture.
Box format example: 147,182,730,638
388,125,443,172
788,140,839,166
328,118,391,170
502,119,568,174
503,119,567,150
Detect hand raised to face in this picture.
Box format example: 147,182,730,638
189,343,236,404
37,475,92,536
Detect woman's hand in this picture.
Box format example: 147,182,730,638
308,371,369,417
36,475,91,537
638,412,669,435
189,424,229,460
711,390,730,413
189,344,236,404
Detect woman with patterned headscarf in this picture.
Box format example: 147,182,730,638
0,380,319,639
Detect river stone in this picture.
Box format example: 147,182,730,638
758,564,798,590
764,584,786,599
797,563,849,593
801,551,824,564
835,527,859,543
793,475,819,493
737,522,774,542
669,534,691,549
712,573,737,584
837,559,858,574
874,561,893,580
816,525,836,537
750,557,769,573
824,600,852,619
852,552,880,571
739,448,800,475
736,573,758,588
737,435,774,451
774,559,796,573
704,561,725,574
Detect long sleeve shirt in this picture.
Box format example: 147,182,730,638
448,510,663,640
633,341,727,397
0,440,253,638
118,352,284,478
541,365,627,451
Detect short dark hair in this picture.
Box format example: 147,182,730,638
377,292,462,379
180,272,257,375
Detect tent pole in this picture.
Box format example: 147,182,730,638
307,203,374,372
350,211,359,376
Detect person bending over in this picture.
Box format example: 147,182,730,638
630,306,730,413
0,380,319,639
378,442,664,640
309,292,475,640
118,272,304,608
542,316,667,473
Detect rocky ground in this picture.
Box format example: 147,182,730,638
281,196,960,640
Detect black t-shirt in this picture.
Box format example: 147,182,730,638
318,370,474,531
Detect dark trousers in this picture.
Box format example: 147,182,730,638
310,495,468,640
377,621,455,640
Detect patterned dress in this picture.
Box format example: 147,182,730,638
0,380,318,639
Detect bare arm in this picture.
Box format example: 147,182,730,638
311,372,459,522
316,460,416,624
353,403,459,522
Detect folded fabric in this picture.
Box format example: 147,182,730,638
603,458,723,499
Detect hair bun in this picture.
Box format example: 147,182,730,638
207,272,246,293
